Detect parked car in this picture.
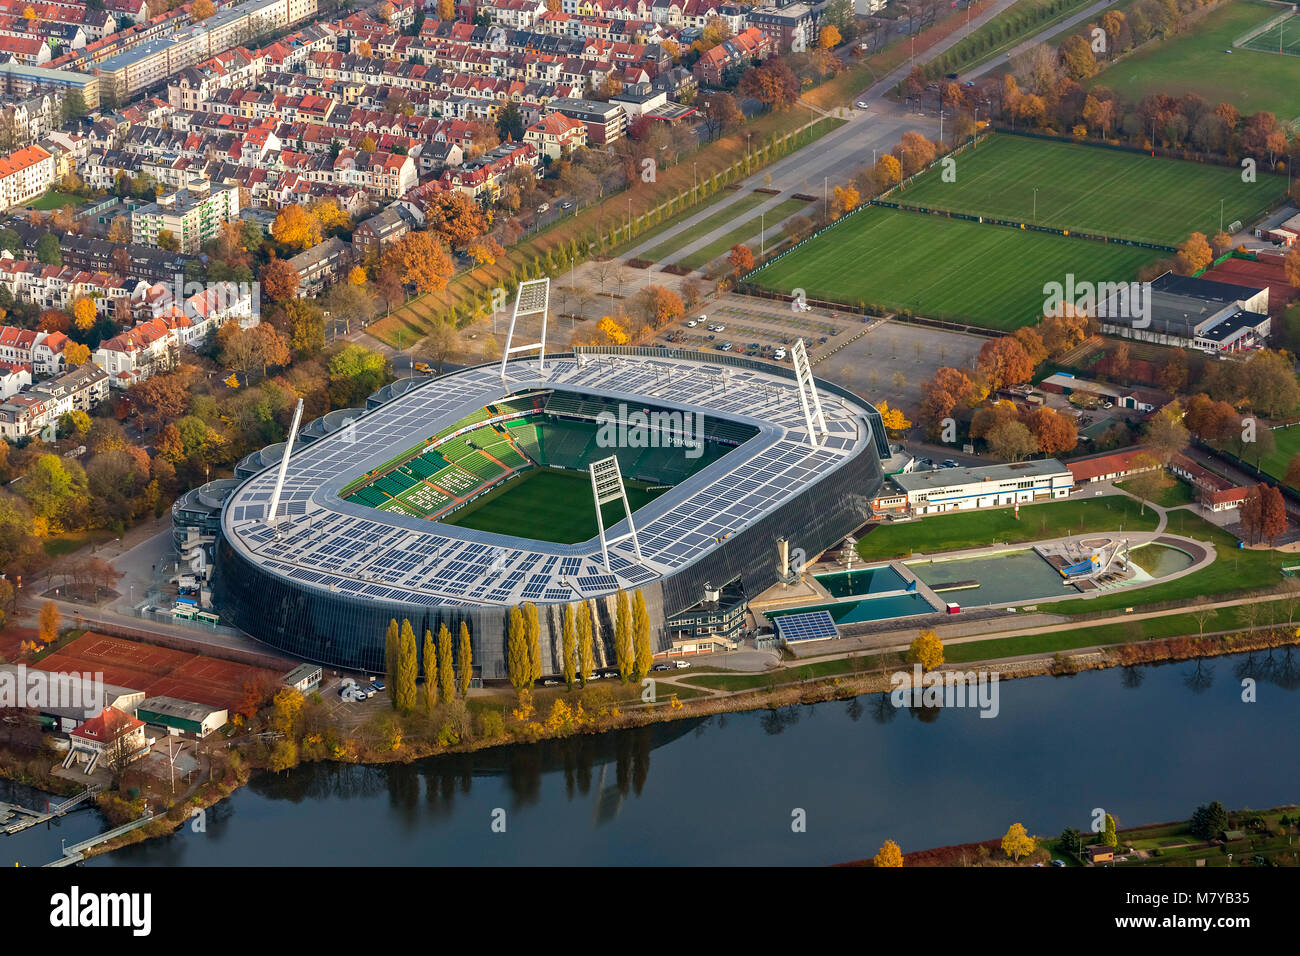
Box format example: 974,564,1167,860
720,342,733,351
773,348,787,361
559,199,573,210
651,663,671,672
943,459,959,467
543,679,559,686
371,680,386,691
673,660,692,669
685,319,697,327
713,323,725,332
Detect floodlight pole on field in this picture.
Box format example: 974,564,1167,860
590,455,643,572
266,397,304,532
791,339,828,448
500,278,550,385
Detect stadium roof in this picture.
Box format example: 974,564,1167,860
220,350,879,608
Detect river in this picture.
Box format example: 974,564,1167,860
7,648,1298,866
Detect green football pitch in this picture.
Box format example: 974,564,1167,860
747,205,1160,330
1090,0,1300,121
899,135,1287,246
439,467,666,543
1242,14,1300,55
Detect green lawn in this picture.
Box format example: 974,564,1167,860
42,529,118,558
28,190,85,211
1046,0,1138,46
1116,476,1196,509
641,191,772,262
612,186,736,257
439,467,664,543
856,497,1159,561
900,135,1287,246
677,197,811,270
748,205,1159,329
1090,0,1300,122
934,0,1097,75
1249,424,1300,485
944,595,1297,663
1048,509,1287,615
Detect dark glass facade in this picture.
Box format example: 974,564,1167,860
213,433,881,677
213,348,885,677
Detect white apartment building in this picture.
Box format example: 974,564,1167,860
131,179,241,254
0,144,55,209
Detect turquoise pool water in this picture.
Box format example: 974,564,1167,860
771,592,936,624
815,565,908,598
908,550,1073,607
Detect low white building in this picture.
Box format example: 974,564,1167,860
874,459,1074,516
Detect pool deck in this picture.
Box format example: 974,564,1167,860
776,528,1217,657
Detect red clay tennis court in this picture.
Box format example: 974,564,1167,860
1201,253,1297,312
36,633,280,712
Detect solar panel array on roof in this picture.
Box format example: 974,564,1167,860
773,611,839,644
222,352,876,606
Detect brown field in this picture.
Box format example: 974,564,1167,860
36,633,280,712
1201,251,1298,313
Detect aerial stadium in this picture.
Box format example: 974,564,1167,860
208,282,887,678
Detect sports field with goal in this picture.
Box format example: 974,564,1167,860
440,467,666,543
900,135,1287,246
1242,13,1300,55
747,205,1159,330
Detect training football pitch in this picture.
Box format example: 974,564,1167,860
747,205,1159,330
1242,13,1300,55
900,135,1287,246
439,467,665,544
1090,0,1300,121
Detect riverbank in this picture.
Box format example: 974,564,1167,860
842,804,1300,867
72,621,1300,861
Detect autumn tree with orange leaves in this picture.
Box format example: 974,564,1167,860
728,243,755,275
260,257,299,301
382,231,454,295
271,204,322,251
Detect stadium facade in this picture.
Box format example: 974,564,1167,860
209,348,887,678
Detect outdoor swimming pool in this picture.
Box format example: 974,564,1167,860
816,565,909,598
771,592,937,624
1128,542,1194,578
908,550,1074,607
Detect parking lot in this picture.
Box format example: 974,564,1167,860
813,320,987,421
650,294,866,365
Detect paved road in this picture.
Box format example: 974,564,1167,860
620,0,1039,273
963,0,1118,81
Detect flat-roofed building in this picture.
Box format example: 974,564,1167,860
132,178,240,254
877,459,1073,516
135,695,228,738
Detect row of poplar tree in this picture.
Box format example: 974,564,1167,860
507,589,654,693
383,619,473,714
